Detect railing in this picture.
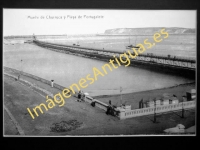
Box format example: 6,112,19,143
74,93,109,111
118,101,195,120
134,56,196,68
4,72,54,98
4,66,109,112
3,66,67,91
139,53,195,62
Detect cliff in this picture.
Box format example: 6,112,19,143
104,27,195,35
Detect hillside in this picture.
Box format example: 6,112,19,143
104,27,195,35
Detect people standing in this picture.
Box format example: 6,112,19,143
18,75,20,80
91,98,95,107
81,91,86,102
77,90,82,102
139,98,144,108
141,98,144,108
106,100,114,115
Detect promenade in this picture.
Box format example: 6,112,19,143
3,67,195,135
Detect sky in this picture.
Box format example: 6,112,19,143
3,9,196,36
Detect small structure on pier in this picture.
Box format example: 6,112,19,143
186,89,196,101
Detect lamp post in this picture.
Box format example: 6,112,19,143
120,87,122,105
21,59,23,69
181,96,185,118
19,59,22,80
135,35,137,46
153,99,156,123
51,80,54,88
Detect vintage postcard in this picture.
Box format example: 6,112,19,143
3,9,196,136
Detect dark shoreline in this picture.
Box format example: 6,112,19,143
93,81,195,99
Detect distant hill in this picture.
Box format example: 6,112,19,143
104,27,195,35
4,34,96,39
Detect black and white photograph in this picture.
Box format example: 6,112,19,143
3,9,196,136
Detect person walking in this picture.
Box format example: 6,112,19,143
106,100,114,115
91,98,95,107
141,98,144,108
51,80,54,88
77,90,82,102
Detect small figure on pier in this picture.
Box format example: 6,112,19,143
51,80,54,88
77,90,82,102
106,100,115,116
18,75,20,80
139,98,144,108
91,98,95,107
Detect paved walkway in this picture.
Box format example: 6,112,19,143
4,68,68,97
4,105,25,135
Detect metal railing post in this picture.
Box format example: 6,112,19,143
153,100,156,123
181,96,185,118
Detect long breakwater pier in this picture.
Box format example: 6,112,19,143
33,40,196,77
